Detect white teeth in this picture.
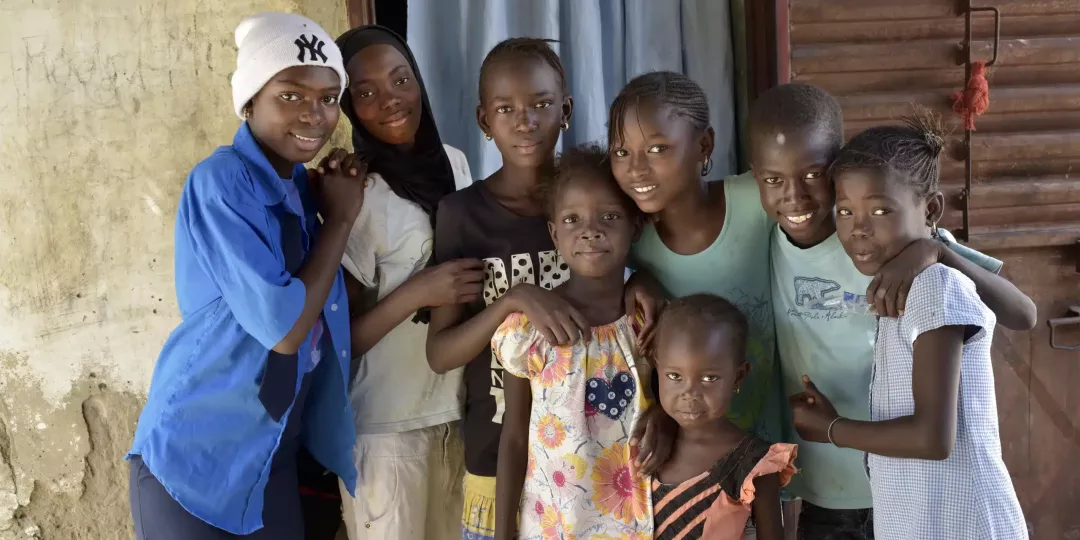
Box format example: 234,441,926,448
786,213,813,224
292,134,319,142
633,185,657,194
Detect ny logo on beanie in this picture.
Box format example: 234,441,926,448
295,34,328,63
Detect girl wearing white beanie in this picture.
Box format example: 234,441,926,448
126,12,364,538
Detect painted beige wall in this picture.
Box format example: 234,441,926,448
0,1,351,538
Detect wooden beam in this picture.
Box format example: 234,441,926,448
744,0,779,101
347,0,376,28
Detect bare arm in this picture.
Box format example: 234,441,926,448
348,258,484,360
750,473,785,540
275,219,352,354
494,374,531,540
873,239,1036,329
624,270,668,348
426,284,589,374
275,151,365,354
350,282,423,357
426,298,518,374
938,248,1037,331
830,325,964,459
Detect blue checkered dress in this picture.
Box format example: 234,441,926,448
868,264,1027,539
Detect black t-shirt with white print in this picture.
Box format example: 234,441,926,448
433,180,569,477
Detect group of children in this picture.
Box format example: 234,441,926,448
127,12,1038,540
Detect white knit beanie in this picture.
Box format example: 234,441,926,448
230,12,347,118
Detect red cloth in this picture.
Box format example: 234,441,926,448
952,61,990,130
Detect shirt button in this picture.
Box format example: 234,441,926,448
341,350,348,358
331,304,338,311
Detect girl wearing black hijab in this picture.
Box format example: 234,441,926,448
334,25,483,540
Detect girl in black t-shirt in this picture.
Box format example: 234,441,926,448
425,39,663,539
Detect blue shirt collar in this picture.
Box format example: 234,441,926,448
233,123,306,207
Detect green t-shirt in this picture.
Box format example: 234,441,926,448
630,172,781,441
771,226,1003,509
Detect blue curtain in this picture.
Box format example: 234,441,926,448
407,0,737,180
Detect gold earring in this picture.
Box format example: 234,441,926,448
243,109,251,120
484,133,493,141
700,156,713,177
930,219,940,239
561,120,570,131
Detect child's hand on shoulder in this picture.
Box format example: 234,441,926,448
624,272,668,350
870,238,946,318
789,376,840,444
406,259,487,308
629,405,678,477
505,284,590,346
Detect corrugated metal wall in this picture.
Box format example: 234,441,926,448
786,0,1080,252
781,2,1080,538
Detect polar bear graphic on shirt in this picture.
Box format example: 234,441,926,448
794,277,841,310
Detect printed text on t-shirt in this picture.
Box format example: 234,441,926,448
486,250,569,423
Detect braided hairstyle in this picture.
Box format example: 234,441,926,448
608,71,710,147
479,37,567,99
652,294,748,368
748,83,844,152
829,106,949,200
543,143,642,221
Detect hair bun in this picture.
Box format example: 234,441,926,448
903,105,949,158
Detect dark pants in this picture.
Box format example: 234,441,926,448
129,373,314,539
297,447,343,540
798,501,874,540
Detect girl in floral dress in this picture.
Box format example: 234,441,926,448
493,144,654,539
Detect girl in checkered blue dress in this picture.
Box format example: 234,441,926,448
789,109,1028,540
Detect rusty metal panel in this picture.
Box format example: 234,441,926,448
781,3,1080,539
785,0,1080,252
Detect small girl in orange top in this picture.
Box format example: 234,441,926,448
649,294,797,540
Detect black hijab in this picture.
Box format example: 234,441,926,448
335,25,455,218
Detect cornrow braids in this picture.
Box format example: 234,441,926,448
479,37,567,99
829,106,949,199
544,142,641,221
653,294,748,368
608,71,710,147
748,83,844,151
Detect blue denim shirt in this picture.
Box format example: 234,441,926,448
128,124,357,534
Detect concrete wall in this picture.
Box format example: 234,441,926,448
0,1,350,538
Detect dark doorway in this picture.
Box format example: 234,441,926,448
375,0,407,37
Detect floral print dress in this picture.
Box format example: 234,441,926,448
493,312,653,539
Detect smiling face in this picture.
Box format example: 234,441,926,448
834,168,943,275
751,126,839,247
345,43,422,147
548,171,637,278
478,57,571,169
247,65,342,174
609,102,712,214
654,322,748,430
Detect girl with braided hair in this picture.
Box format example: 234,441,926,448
609,73,784,496
790,111,1027,540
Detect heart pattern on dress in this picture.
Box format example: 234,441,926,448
586,372,636,421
